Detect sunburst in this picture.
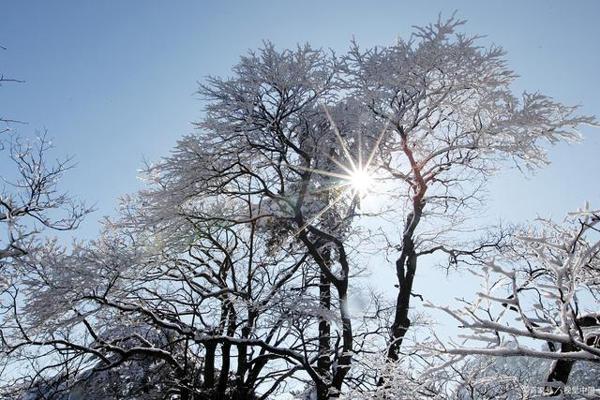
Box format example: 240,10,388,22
348,167,373,197
292,105,389,235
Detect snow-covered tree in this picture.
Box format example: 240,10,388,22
0,50,91,281
343,15,595,362
0,134,90,265
433,205,600,396
1,203,314,399
0,50,92,399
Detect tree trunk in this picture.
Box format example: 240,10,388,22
545,359,575,396
317,253,332,400
544,318,600,395
236,326,250,397
246,359,267,391
388,205,422,362
204,342,217,389
331,289,353,398
217,342,232,399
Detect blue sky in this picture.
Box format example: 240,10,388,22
2,0,599,348
2,1,599,240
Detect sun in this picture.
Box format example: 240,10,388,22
290,104,389,235
349,167,374,196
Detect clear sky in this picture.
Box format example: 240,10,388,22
2,1,600,333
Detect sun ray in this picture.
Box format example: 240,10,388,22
324,153,354,176
280,105,386,245
308,181,352,195
358,129,363,171
293,189,348,237
293,164,351,181
322,104,357,171
365,120,390,169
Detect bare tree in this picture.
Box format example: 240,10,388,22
0,44,25,134
433,204,600,397
1,44,90,269
342,15,595,362
0,45,92,399
0,134,90,263
1,42,379,399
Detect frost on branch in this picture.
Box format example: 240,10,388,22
431,204,600,393
342,14,595,363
